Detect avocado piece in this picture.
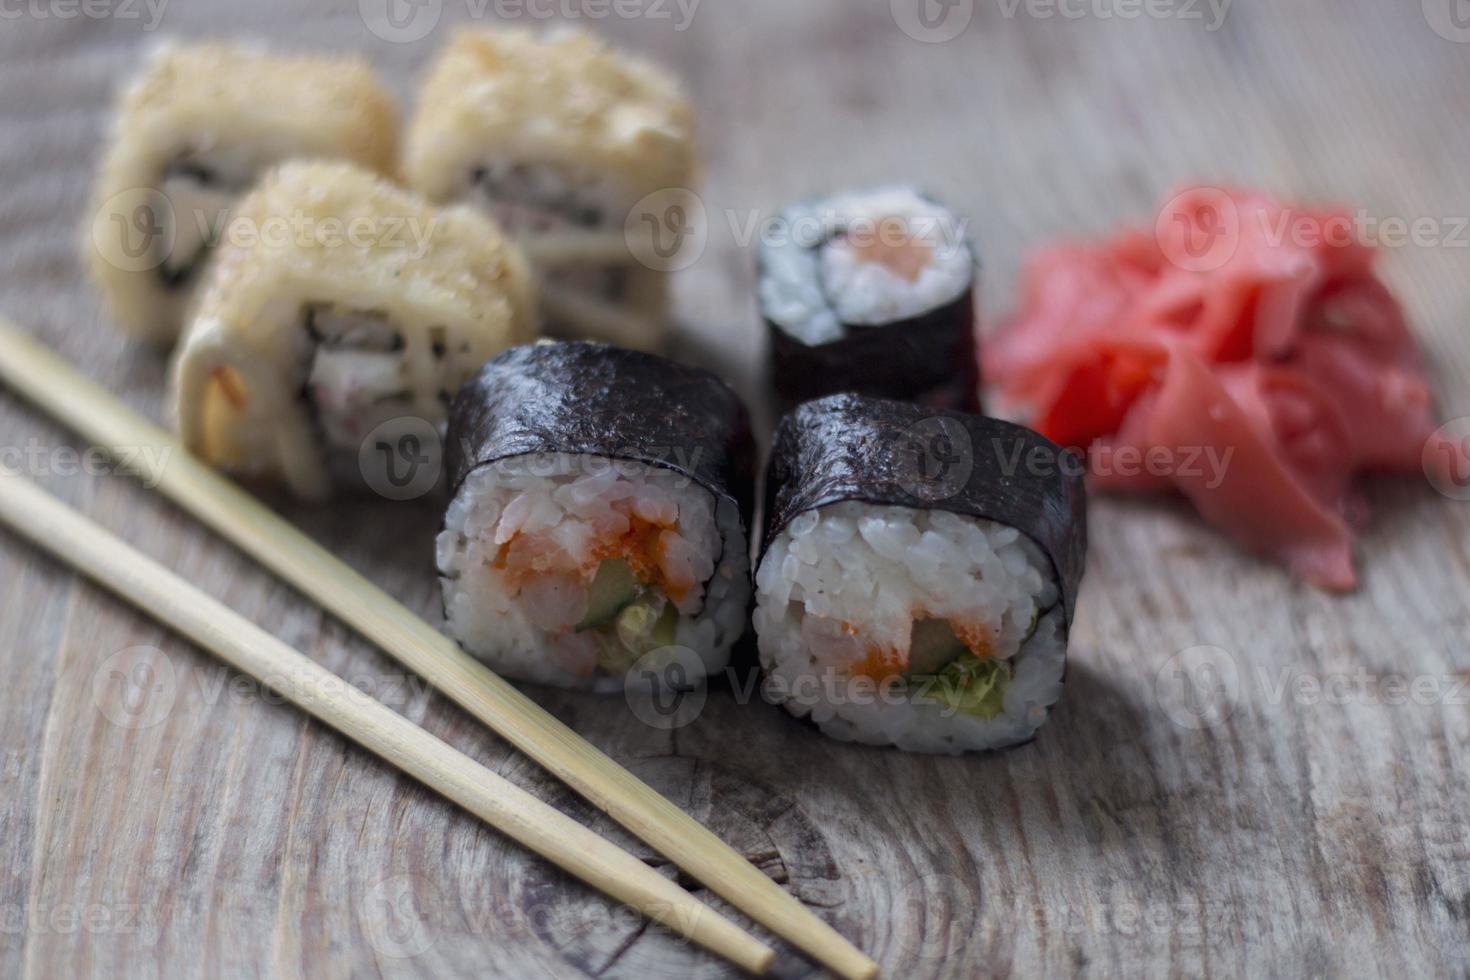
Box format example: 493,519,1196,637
651,601,680,648
906,618,968,677
594,629,640,675
613,598,680,653
575,558,640,632
614,601,656,652
593,598,681,675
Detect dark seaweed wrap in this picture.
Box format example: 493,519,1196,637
766,291,979,414
759,189,981,414
762,394,1088,624
446,342,756,530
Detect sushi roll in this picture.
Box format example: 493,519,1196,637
171,161,537,501
438,342,754,692
758,187,980,413
404,29,697,352
87,41,400,344
754,394,1087,754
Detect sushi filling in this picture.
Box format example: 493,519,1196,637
156,148,262,287
303,307,454,489
468,161,631,303
470,161,620,233
571,557,682,673
438,456,751,691
754,501,1065,754
759,186,974,345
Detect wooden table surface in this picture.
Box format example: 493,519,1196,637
3,1,1469,977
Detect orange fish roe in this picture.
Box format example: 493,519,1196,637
490,513,692,602
953,622,997,660
592,514,691,602
846,615,998,681
852,644,905,681
489,533,571,586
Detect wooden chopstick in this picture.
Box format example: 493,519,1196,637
0,467,775,975
537,284,666,351
0,319,881,980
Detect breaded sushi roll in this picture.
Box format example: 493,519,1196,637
87,41,399,344
754,395,1087,754
438,342,754,692
405,29,696,352
171,161,537,501
759,187,979,412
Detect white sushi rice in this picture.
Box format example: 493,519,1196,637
470,160,630,301
303,308,452,490
158,148,259,283
758,186,973,345
439,453,750,692
469,159,628,235
754,501,1066,754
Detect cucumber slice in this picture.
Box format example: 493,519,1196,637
906,618,968,676
575,558,640,632
650,601,680,648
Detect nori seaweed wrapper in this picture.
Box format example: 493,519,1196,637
766,290,979,414
758,188,981,414
762,393,1087,624
447,341,756,529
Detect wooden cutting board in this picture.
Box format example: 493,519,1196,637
2,1,1467,976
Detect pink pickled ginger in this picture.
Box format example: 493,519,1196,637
986,185,1462,590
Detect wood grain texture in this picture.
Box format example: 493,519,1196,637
2,2,1469,978
0,469,775,973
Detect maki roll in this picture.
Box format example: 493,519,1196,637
438,342,753,691
404,29,696,352
171,161,537,501
87,41,399,344
758,187,979,413
754,394,1087,754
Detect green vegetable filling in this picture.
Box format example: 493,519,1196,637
577,558,680,673
575,558,640,632
907,618,1012,719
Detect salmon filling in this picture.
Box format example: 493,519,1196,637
435,458,749,688
838,215,934,284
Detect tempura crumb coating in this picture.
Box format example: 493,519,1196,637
403,30,697,351
172,161,538,500
404,28,696,206
87,40,401,343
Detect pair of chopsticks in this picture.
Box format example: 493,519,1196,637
0,468,768,971
0,318,879,980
